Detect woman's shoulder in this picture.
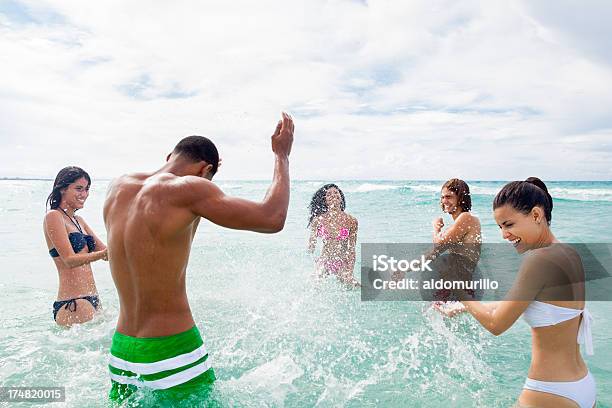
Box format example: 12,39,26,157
343,212,358,227
310,215,323,228
530,243,580,265
43,209,64,232
44,209,62,221
521,245,567,271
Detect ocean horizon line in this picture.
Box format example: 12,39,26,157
2,177,612,183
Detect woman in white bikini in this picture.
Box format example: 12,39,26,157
437,177,596,407
307,184,359,287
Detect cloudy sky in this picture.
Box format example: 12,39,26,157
1,0,611,180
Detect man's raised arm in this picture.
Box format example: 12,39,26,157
188,112,294,233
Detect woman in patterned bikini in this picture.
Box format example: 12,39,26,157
308,184,359,287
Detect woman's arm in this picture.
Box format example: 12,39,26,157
455,253,546,335
460,300,530,335
347,217,358,267
307,218,319,253
434,301,502,317
44,212,107,268
340,216,360,286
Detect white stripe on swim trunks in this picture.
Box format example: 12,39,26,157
109,344,208,375
110,358,213,390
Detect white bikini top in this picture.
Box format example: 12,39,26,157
522,300,593,355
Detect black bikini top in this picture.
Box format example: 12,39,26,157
49,209,96,258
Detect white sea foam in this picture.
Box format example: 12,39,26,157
405,184,440,193
471,186,612,201
406,184,612,202
347,183,403,193
549,188,612,202
468,186,501,196
230,354,304,405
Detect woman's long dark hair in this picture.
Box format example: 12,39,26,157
308,183,346,227
493,177,553,225
46,166,91,210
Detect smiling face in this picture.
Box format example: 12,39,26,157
61,177,90,210
440,187,460,214
325,187,343,210
494,204,546,253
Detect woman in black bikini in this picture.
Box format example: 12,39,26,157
43,167,108,326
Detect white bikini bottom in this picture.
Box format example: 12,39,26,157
523,371,596,408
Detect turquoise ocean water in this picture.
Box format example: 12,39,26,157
0,179,611,407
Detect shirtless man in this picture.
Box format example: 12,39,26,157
432,178,481,247
103,113,294,402
429,178,481,303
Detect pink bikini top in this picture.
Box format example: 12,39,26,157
317,224,349,241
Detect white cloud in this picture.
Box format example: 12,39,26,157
0,0,611,180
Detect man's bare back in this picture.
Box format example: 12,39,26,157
103,114,294,338
104,172,204,336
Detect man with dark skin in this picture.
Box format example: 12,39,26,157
103,113,294,402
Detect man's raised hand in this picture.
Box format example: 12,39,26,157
271,112,294,157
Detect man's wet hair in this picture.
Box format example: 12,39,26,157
493,177,553,225
441,178,472,212
173,136,219,175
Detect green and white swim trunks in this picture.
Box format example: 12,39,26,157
108,326,216,402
